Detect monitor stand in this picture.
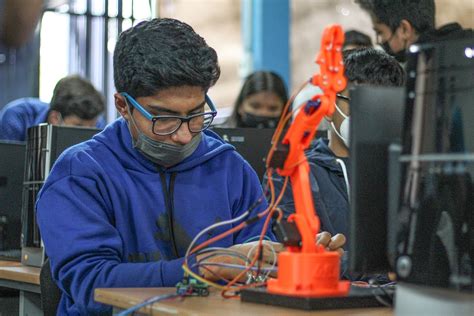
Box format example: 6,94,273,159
395,283,474,316
241,285,386,310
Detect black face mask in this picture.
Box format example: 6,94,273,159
240,112,278,128
381,39,407,63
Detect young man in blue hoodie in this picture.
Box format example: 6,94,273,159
35,18,290,315
267,48,405,251
0,75,106,141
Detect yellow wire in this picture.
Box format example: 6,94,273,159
181,264,228,290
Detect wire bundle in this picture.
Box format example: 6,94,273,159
180,79,318,298
181,175,289,298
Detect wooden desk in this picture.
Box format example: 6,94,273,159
0,261,42,316
95,287,393,315
0,260,22,267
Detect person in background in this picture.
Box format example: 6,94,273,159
343,29,373,50
265,48,405,259
357,0,472,63
223,70,288,128
290,30,373,133
355,0,437,63
0,0,44,109
0,75,106,141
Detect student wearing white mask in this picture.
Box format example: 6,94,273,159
265,48,405,274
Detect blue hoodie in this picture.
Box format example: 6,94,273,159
264,138,350,242
0,97,106,141
0,98,49,141
36,118,271,315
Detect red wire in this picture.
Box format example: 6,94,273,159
221,176,289,298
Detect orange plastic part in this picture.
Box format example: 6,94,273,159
267,24,350,297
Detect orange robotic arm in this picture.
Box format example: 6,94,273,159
267,24,349,297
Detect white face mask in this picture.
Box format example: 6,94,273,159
330,103,350,148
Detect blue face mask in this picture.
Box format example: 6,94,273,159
127,108,202,167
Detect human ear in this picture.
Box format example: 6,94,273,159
398,19,415,40
114,93,130,120
47,110,61,125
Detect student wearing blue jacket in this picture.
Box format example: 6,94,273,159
35,18,287,315
267,48,405,254
0,75,106,141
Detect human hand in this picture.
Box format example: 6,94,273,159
197,240,284,281
316,231,346,256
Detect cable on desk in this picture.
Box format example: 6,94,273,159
368,278,396,307
115,293,181,316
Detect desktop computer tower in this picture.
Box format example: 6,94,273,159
21,124,101,267
0,142,26,252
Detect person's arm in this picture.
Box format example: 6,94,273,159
263,166,347,250
232,161,275,244
265,162,341,235
0,0,44,47
0,103,29,141
36,161,195,314
198,160,281,281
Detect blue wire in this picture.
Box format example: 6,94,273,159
115,293,180,316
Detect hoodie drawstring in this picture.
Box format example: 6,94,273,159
159,172,179,259
335,158,350,203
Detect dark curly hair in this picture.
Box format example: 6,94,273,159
344,30,373,49
343,48,406,87
49,75,105,120
356,0,435,34
113,18,220,98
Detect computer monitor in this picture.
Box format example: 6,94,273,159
211,128,275,180
0,141,26,250
349,85,406,274
211,127,327,181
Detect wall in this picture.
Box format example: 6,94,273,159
290,0,474,94
157,0,243,109
154,0,473,110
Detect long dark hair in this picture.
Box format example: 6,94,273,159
226,71,288,127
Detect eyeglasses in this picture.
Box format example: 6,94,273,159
121,92,217,136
